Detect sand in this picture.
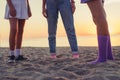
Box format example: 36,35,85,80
0,47,120,80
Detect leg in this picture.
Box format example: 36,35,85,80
107,36,114,60
46,0,58,55
8,18,18,62
15,19,25,57
59,0,78,54
16,19,25,49
87,0,113,63
15,19,27,60
87,0,109,36
101,0,113,60
9,18,18,52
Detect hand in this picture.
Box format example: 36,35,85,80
71,2,76,14
9,7,16,17
42,8,47,18
28,9,32,17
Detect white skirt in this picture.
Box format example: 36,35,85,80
5,0,30,19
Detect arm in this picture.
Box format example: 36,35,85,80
27,0,32,17
71,0,76,14
71,0,75,3
42,0,47,18
6,0,16,17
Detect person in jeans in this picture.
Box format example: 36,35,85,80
42,0,79,59
81,0,114,64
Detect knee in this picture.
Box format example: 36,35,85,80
18,29,24,35
10,28,17,34
92,15,107,27
67,27,76,36
48,34,56,41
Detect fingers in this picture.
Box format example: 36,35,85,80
72,6,76,14
42,9,48,18
28,11,32,17
71,2,76,14
29,13,32,17
28,8,32,17
10,8,16,17
10,12,16,17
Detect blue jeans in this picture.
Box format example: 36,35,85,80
46,0,78,54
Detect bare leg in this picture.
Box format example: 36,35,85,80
9,18,18,50
16,19,25,49
87,0,109,36
15,19,27,60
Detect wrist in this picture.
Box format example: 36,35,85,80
10,7,15,11
71,0,75,3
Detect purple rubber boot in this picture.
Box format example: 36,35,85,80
107,36,114,60
90,36,108,64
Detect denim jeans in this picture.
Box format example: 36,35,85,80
46,0,78,54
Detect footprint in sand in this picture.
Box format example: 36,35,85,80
73,69,90,76
42,77,69,80
83,76,105,80
56,70,78,79
63,66,90,76
0,76,18,80
106,76,120,80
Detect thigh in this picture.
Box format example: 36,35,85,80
59,0,74,28
46,0,58,35
9,18,18,30
46,0,58,19
87,0,106,19
18,19,25,29
59,0,72,15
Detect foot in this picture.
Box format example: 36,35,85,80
15,55,27,61
8,55,15,63
72,54,79,59
107,57,114,60
50,54,57,59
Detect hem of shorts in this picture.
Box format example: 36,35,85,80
81,0,92,3
5,17,29,20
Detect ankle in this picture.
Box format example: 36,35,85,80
15,49,21,57
50,53,56,59
72,53,79,59
9,50,14,56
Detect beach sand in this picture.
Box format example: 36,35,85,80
0,47,120,80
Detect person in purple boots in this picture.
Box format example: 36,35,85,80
80,0,114,64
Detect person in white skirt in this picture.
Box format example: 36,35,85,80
5,0,32,63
